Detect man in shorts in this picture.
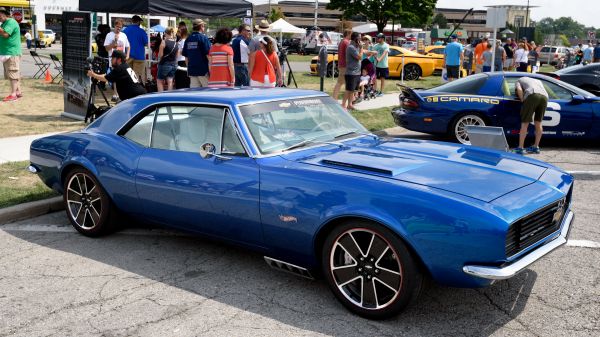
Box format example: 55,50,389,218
443,34,463,81
332,29,351,101
0,7,22,102
514,77,549,154
343,32,362,110
373,33,389,96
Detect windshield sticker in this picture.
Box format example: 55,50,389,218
293,99,323,106
279,102,292,108
426,96,501,104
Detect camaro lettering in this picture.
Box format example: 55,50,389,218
426,96,500,104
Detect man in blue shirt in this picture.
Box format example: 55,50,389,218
182,19,211,87
232,24,251,86
123,15,148,84
593,41,600,63
443,35,464,82
582,45,593,64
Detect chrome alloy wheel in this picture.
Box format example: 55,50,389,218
330,228,403,310
454,114,485,144
66,173,102,230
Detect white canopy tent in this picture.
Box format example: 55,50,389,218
352,23,402,34
269,18,307,42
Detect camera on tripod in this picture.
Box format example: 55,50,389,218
85,56,109,76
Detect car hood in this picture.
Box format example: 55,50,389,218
285,138,548,202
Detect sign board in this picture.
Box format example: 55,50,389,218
243,17,252,25
589,31,596,40
416,32,426,54
246,9,252,17
486,8,507,29
61,12,92,120
12,11,23,23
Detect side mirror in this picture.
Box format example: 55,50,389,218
199,143,231,161
572,95,586,103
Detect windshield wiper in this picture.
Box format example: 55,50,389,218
333,130,379,140
281,137,345,152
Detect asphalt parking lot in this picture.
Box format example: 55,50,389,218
1,133,599,337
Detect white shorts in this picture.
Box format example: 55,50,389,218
250,79,275,88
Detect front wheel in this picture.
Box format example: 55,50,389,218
63,168,118,237
326,62,339,78
450,113,486,145
322,221,423,319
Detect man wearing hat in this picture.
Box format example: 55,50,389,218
0,7,22,102
182,19,212,87
443,34,463,82
373,33,389,96
248,20,278,79
87,50,146,101
123,15,149,84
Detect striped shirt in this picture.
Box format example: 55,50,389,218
208,44,234,87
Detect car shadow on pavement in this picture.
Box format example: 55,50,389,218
6,225,537,336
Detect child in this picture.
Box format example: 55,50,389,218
482,44,493,72
358,68,371,99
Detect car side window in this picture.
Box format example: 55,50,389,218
151,105,224,153
541,80,573,100
388,49,401,57
123,110,156,147
433,48,444,54
221,113,246,156
501,77,519,98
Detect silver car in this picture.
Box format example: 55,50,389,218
539,46,569,65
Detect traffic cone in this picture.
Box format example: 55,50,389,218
44,69,52,83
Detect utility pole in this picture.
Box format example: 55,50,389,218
314,0,318,28
525,0,530,27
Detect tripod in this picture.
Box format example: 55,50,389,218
85,78,111,123
279,48,298,88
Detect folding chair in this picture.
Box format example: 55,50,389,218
49,54,63,84
29,50,50,79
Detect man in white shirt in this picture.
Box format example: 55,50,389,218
104,19,130,59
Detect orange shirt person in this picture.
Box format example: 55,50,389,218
250,36,282,87
207,28,235,87
474,38,488,73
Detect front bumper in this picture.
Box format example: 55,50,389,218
463,210,574,280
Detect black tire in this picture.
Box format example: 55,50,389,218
322,220,423,319
326,62,339,78
63,167,118,237
448,113,487,145
402,64,422,81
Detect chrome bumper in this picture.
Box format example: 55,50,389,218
463,210,574,280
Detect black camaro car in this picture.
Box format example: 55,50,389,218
539,63,600,96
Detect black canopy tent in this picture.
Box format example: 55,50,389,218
78,0,253,17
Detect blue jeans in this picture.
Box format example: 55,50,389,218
234,64,249,86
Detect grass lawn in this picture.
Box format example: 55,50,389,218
0,79,84,137
286,54,316,62
350,107,396,131
0,161,58,208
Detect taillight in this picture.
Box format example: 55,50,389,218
402,98,419,109
554,54,558,58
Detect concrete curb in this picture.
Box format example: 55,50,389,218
0,196,64,225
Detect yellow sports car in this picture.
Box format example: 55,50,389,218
423,45,445,72
310,46,435,81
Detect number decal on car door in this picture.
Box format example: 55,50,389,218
532,102,561,127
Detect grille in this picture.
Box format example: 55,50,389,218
505,198,567,257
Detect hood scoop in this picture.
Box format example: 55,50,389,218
319,150,427,176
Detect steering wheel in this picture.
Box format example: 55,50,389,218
310,122,334,132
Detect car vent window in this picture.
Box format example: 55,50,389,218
221,112,246,156
123,110,156,147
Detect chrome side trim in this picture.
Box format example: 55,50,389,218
463,210,574,280
264,256,314,280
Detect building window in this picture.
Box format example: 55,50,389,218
514,16,524,27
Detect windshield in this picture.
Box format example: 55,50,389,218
239,96,367,154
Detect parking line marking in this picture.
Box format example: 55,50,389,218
566,240,600,249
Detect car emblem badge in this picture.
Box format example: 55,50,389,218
553,199,566,224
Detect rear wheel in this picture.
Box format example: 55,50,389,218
402,64,422,81
63,168,118,237
322,220,422,319
450,113,486,144
327,62,339,78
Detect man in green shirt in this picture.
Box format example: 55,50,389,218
0,7,22,102
373,33,389,97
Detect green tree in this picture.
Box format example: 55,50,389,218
268,6,285,22
431,13,448,29
327,0,437,33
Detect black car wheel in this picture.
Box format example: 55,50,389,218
327,62,339,78
64,168,117,237
403,64,422,81
450,113,486,145
322,220,422,319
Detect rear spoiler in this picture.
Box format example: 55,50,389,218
396,83,425,102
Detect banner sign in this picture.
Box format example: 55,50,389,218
61,12,92,120
417,32,426,54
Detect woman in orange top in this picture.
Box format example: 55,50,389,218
207,28,235,87
250,36,282,87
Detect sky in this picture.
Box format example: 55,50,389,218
248,0,599,28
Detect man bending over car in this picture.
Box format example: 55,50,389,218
513,77,549,155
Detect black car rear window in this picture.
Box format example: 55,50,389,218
556,63,600,75
425,74,488,94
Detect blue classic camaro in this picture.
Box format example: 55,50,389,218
30,88,574,319
392,72,600,144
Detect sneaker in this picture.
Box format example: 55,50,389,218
376,91,384,97
512,147,525,155
111,95,119,102
2,95,18,102
526,146,541,154
353,97,363,104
